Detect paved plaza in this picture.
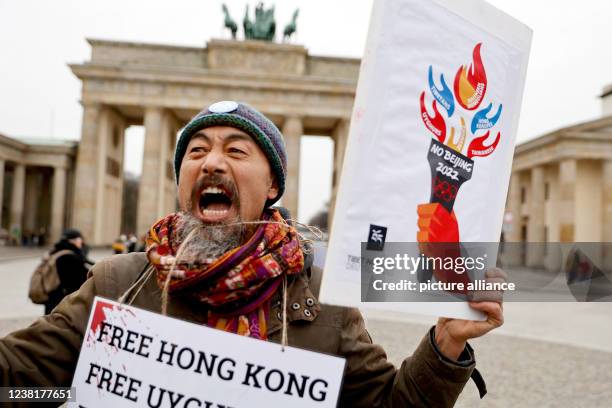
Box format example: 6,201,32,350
0,248,611,406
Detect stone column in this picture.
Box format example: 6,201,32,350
23,170,39,233
163,114,180,216
0,159,4,227
503,172,522,266
282,116,302,219
98,110,126,243
505,173,521,242
602,160,612,271
332,119,349,186
10,163,25,242
558,159,576,243
137,107,164,235
72,102,102,242
329,119,349,229
526,166,545,268
50,166,67,244
157,111,178,217
92,109,111,244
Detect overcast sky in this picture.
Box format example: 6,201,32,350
1,0,611,222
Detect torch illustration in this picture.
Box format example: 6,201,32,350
419,43,502,222
417,43,503,294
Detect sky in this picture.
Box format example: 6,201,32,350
1,0,611,222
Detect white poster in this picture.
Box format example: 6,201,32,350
70,297,346,408
320,0,532,319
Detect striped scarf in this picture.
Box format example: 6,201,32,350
145,208,304,340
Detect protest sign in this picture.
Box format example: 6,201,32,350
320,0,532,319
69,297,346,408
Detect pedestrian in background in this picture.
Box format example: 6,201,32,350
111,235,126,254
127,233,138,253
44,229,92,314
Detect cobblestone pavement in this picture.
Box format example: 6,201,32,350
0,246,111,261
0,245,47,261
0,248,610,406
0,248,110,319
364,318,612,407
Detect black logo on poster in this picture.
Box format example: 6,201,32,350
367,224,387,251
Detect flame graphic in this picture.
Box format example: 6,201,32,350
420,91,446,143
419,42,501,160
467,130,501,158
428,66,455,117
454,43,487,110
447,118,466,153
471,103,502,134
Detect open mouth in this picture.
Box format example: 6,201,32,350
198,185,235,222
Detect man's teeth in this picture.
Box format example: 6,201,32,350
202,186,225,195
202,209,229,216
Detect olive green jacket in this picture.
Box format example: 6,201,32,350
0,253,479,407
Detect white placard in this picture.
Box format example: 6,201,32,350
320,0,532,320
70,297,346,407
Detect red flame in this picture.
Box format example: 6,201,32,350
454,43,487,110
420,91,446,143
467,131,501,158
88,300,115,339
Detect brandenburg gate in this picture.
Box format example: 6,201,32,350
70,38,359,244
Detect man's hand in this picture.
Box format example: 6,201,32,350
434,268,506,360
418,203,505,359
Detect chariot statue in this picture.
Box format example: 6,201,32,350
222,3,299,43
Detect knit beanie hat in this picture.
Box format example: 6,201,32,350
61,228,83,240
174,101,287,207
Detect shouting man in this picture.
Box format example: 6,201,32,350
0,101,502,406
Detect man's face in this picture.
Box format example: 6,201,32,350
178,126,278,226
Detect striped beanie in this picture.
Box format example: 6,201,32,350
174,101,287,207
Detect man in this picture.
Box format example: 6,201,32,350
0,101,502,406
126,233,138,253
43,228,93,314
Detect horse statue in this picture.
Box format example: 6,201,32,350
243,4,253,39
283,8,299,42
222,4,237,39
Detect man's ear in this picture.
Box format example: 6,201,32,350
267,176,279,200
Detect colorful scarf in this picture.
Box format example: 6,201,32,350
145,208,304,340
